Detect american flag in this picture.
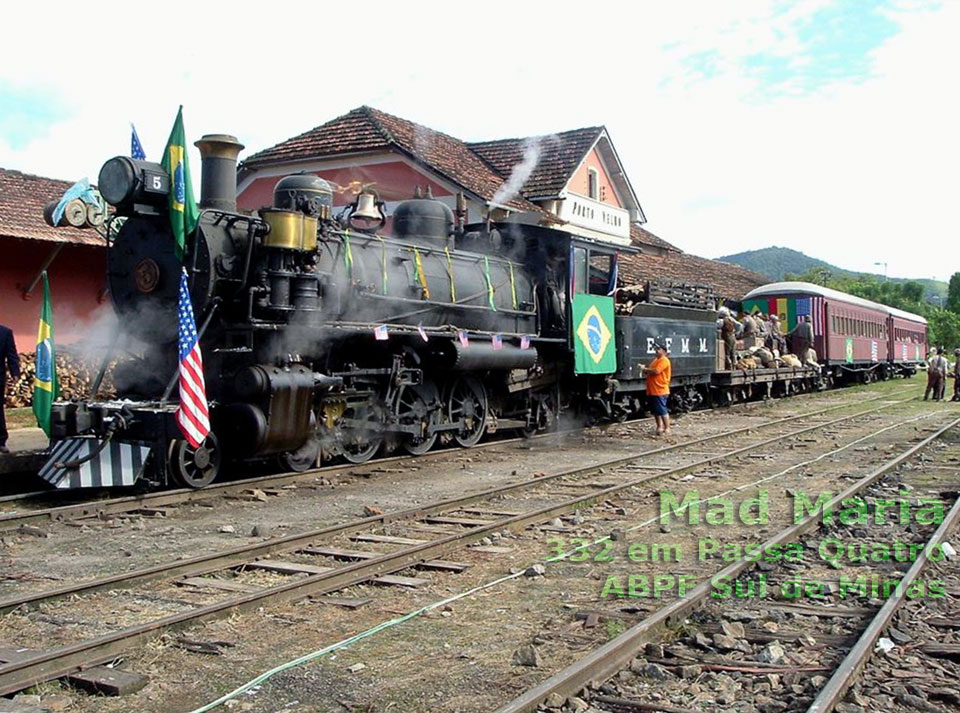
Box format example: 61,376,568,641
794,296,824,334
458,330,469,347
520,335,531,350
176,268,209,448
374,325,389,341
492,334,503,350
131,123,146,160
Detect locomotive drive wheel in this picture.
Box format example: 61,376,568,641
447,377,488,447
398,379,441,455
281,437,320,472
521,392,556,438
337,405,383,464
169,434,221,489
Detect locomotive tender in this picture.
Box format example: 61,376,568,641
38,133,911,492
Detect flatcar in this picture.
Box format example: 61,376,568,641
743,282,927,383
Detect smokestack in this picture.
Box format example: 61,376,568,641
194,134,244,212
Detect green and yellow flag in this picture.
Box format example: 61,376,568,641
161,106,199,261
33,272,58,437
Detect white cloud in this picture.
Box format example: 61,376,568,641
1,0,956,280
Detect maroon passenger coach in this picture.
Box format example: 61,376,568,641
743,282,927,383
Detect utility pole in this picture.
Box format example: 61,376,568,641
874,261,888,281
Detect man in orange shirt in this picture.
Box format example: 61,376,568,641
643,342,672,436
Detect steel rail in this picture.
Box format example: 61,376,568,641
0,386,913,532
805,486,960,713
0,393,911,617
0,395,923,695
491,415,960,713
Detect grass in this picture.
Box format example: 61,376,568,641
5,407,36,430
605,618,627,640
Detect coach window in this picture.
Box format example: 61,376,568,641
571,246,588,295
588,252,613,295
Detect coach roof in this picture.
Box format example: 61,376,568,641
744,281,928,325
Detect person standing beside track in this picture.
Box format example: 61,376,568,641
952,348,960,402
0,323,20,454
642,342,672,436
925,347,948,401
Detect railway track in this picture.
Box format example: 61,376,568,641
0,385,913,534
493,414,960,713
0,389,924,697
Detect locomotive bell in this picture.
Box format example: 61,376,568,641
348,190,386,231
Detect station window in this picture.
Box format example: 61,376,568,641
588,168,599,200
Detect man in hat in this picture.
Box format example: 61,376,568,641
765,314,785,356
952,348,960,402
642,342,672,436
787,315,814,359
925,347,948,401
717,307,738,370
0,323,20,454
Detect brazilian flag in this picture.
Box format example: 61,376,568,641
161,106,199,261
33,272,58,437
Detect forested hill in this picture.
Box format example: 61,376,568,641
717,247,946,298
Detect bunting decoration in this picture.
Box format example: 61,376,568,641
375,236,388,294
444,246,456,302
413,247,430,298
343,231,354,279
483,256,496,310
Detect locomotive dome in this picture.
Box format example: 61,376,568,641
391,197,454,244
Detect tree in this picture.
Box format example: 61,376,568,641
928,309,960,351
947,272,960,314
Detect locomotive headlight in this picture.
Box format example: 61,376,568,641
98,156,169,212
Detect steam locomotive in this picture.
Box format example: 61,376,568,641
38,133,816,491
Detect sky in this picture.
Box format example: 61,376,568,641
1,0,956,281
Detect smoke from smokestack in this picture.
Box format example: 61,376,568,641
490,137,545,209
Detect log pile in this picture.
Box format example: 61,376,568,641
3,350,115,408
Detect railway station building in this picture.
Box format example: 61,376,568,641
0,168,109,349
238,106,766,302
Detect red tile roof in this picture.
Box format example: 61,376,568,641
242,106,540,213
619,248,768,301
0,168,103,246
630,224,680,253
468,127,603,200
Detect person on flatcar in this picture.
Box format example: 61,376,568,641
765,314,785,356
741,312,758,338
642,343,672,436
718,307,738,370
787,315,814,359
755,312,769,339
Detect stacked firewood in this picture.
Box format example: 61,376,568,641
3,350,115,408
